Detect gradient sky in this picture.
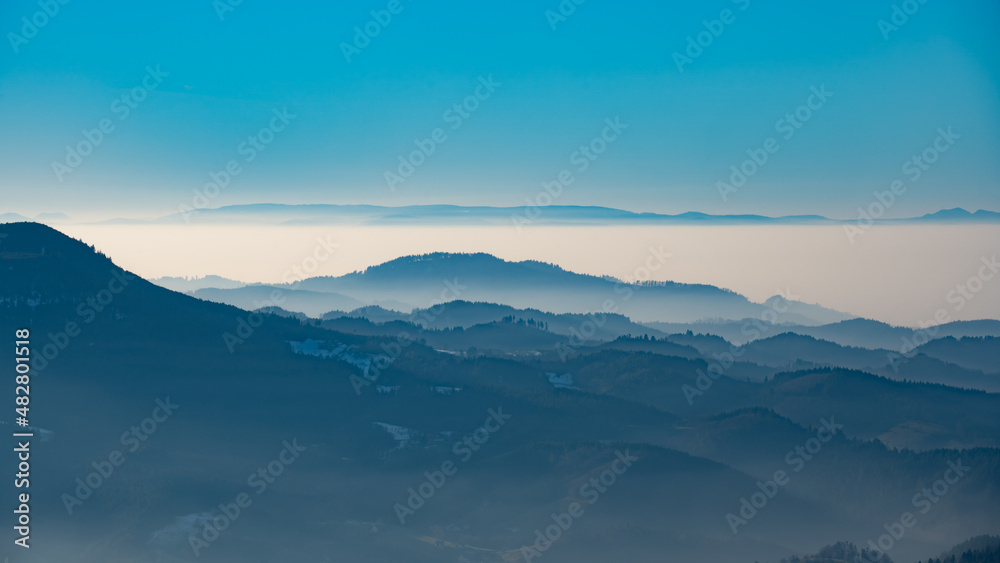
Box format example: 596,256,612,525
2,0,999,220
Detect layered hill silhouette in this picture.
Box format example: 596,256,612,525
646,317,1000,348
184,252,851,324
1,222,997,563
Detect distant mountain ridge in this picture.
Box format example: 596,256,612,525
0,212,70,224
4,205,999,226
152,274,246,292
151,204,1000,225
644,317,1000,347
187,251,853,324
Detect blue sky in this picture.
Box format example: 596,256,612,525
1,0,998,219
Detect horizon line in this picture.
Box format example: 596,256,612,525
3,203,1000,225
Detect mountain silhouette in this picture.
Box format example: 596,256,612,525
186,252,851,324
1,222,997,563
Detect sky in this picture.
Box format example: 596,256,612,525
1,0,999,220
